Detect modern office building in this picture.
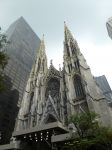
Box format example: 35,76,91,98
0,17,40,144
95,75,112,102
0,75,19,144
106,17,112,39
3,17,40,104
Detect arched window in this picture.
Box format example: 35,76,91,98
70,63,72,70
74,60,79,70
45,78,60,99
74,75,85,98
68,63,72,73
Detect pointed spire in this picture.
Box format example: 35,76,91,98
39,34,45,55
50,59,54,67
64,22,80,57
64,22,74,42
59,64,61,72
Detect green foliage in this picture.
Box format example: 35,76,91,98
69,112,99,138
63,112,112,150
0,27,9,92
0,51,8,69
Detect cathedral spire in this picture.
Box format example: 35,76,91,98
64,22,80,59
39,34,46,56
64,22,74,42
32,34,48,75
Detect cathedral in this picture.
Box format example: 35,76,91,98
1,23,112,150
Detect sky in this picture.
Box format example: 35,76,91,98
0,0,112,88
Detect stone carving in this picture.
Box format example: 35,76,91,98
15,24,112,132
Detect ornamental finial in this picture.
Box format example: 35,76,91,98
59,64,61,71
50,59,53,66
42,34,44,41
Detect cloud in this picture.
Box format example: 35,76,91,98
0,0,112,88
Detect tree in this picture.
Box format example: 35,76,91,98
62,112,112,150
0,27,9,92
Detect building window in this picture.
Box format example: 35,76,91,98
74,75,85,98
68,65,70,73
66,44,70,57
45,78,60,100
70,63,72,70
74,60,79,70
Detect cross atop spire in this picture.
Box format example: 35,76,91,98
50,59,53,66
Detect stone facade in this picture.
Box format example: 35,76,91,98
16,23,112,133
1,22,112,150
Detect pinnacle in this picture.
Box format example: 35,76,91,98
42,34,44,40
38,35,46,57
50,59,53,66
64,22,75,42
64,21,68,31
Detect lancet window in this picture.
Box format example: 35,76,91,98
45,78,60,99
74,75,85,98
74,60,79,70
68,63,72,73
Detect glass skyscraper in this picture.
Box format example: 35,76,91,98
4,17,40,104
95,75,112,102
0,17,40,144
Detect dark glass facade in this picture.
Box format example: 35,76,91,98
0,75,19,144
0,17,40,144
95,75,112,102
3,17,40,104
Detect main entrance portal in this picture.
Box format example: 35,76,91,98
12,122,68,150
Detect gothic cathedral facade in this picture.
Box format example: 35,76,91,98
16,23,112,133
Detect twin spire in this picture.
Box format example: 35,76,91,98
37,22,76,66
39,22,74,53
